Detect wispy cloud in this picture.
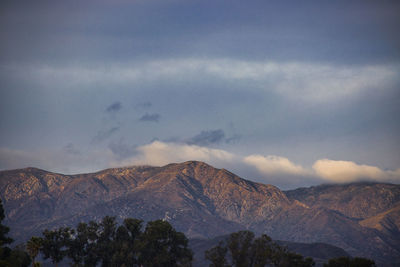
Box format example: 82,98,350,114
139,113,160,122
63,143,80,155
108,139,137,160
135,102,152,109
21,60,399,103
106,101,122,113
91,127,120,144
187,129,225,146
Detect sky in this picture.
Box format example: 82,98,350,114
0,0,399,189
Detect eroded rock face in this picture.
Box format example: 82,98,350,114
0,161,399,266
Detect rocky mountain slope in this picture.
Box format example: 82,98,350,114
0,161,399,266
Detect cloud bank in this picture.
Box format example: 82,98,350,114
243,155,311,177
312,159,400,183
20,59,398,103
1,141,399,188
124,142,400,186
127,141,235,167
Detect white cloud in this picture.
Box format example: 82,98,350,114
243,154,311,177
312,159,400,183
2,143,399,187
123,141,236,167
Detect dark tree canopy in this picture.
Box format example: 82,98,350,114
35,216,192,267
323,256,376,267
139,219,192,267
205,230,315,267
205,241,229,267
41,227,72,266
0,199,31,267
26,236,43,266
0,199,12,247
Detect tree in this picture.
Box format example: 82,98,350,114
34,216,192,267
138,219,193,267
26,237,43,266
205,241,229,267
249,234,275,267
111,218,143,266
0,199,31,267
205,231,315,267
0,199,13,247
40,227,72,267
2,245,31,267
228,231,255,267
96,216,117,267
323,256,376,267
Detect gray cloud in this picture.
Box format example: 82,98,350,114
185,129,241,146
106,101,122,113
139,113,160,122
136,102,152,109
63,143,80,155
108,139,137,160
187,129,225,146
91,127,120,144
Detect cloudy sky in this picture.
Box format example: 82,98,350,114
1,0,399,189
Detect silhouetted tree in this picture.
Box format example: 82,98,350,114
323,256,376,267
4,245,31,267
205,230,314,267
41,227,72,267
111,218,143,266
139,219,193,267
249,234,275,267
205,241,229,267
35,216,192,267
0,200,12,247
96,216,117,267
26,237,43,266
0,199,31,267
228,231,255,267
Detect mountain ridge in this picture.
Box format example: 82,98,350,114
0,161,399,266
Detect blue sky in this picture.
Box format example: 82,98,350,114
1,0,399,189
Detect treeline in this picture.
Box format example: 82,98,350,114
0,200,376,267
28,216,192,267
204,231,376,267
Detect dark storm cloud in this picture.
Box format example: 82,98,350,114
139,113,160,122
91,127,120,144
187,129,226,146
106,102,122,113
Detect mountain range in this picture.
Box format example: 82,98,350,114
0,161,399,266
